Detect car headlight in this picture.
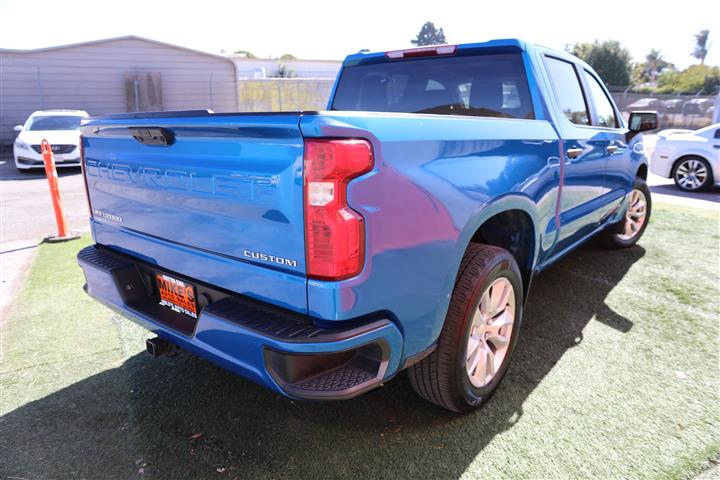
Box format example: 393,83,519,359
14,138,30,151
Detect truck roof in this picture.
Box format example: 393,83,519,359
342,38,583,70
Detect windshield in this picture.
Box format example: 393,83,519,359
331,53,535,119
27,115,83,131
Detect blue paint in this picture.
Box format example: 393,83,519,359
79,39,647,398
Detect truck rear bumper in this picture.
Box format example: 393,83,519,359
77,245,404,400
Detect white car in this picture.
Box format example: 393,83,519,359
13,110,88,172
650,123,720,192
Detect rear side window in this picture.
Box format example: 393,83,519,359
584,71,618,128
545,57,589,125
331,53,535,120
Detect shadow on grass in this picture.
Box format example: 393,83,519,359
0,244,645,479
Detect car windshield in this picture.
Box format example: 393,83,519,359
695,124,720,135
27,115,83,131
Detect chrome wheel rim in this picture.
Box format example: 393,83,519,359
675,159,708,190
618,188,648,241
465,277,515,388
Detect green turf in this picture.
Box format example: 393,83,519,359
1,203,719,479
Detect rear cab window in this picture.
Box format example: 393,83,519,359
544,56,590,125
331,53,535,120
584,70,619,128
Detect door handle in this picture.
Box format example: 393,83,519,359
607,145,618,154
566,148,583,159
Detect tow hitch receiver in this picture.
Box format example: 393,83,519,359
146,337,178,358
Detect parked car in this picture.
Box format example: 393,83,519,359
651,124,720,191
13,110,88,171
77,39,657,413
682,98,714,116
627,98,664,113
662,98,684,114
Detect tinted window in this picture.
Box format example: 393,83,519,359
27,115,83,131
545,57,589,125
585,71,617,128
715,129,720,139
331,53,535,119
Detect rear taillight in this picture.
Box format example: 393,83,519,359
304,139,374,280
79,134,93,216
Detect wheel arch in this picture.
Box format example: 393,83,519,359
457,196,541,301
418,196,542,368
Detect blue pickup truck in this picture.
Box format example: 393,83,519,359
78,39,657,413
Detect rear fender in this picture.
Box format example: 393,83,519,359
428,195,540,342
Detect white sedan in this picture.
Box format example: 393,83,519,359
13,110,88,172
650,124,720,192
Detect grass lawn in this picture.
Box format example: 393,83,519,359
1,203,718,479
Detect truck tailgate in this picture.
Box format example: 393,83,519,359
82,113,307,310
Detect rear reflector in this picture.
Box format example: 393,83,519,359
304,139,374,280
385,44,457,59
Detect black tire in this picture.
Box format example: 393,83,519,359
408,244,523,413
672,156,713,192
599,177,652,248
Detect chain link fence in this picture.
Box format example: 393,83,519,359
611,90,717,129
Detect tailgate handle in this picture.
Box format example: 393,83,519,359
129,127,175,146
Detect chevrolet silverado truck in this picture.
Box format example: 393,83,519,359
77,39,657,413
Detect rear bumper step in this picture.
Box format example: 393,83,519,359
77,245,403,400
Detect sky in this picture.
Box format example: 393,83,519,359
0,0,717,69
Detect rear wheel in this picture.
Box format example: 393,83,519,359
672,156,713,192
600,177,651,248
408,244,523,413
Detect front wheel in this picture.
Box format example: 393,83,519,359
408,244,523,413
600,177,652,248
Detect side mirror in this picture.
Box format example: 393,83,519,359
628,111,658,132
13,125,23,133
626,111,658,142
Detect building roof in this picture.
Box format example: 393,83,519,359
0,35,236,67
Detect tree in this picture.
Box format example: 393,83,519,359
571,40,632,86
692,29,710,65
633,49,674,84
657,64,720,94
411,21,446,46
279,53,297,60
234,49,256,59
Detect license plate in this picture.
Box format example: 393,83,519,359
155,273,198,319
